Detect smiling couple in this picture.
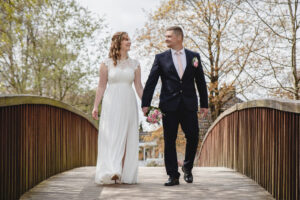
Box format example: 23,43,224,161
92,26,208,186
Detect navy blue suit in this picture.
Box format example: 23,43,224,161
142,49,208,178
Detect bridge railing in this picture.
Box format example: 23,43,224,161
0,95,98,200
198,99,300,200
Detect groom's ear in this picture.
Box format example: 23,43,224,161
178,34,184,42
175,34,183,42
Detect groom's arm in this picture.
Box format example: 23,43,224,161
195,53,208,109
142,55,160,108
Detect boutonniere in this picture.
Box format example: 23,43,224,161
192,57,199,68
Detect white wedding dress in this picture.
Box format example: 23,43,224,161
95,57,139,184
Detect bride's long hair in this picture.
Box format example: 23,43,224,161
109,32,128,66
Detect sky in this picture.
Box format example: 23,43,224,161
77,0,162,37
77,0,163,131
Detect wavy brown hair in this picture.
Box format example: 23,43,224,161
109,32,128,66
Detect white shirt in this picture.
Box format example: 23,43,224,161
171,48,187,76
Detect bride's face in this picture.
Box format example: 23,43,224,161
120,34,131,51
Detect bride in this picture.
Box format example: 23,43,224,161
92,32,143,184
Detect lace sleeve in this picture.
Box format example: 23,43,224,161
133,59,140,71
103,58,111,68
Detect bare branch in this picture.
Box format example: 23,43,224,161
245,0,293,40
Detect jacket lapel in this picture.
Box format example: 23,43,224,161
181,49,191,80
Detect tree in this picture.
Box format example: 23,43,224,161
0,0,49,93
135,0,262,120
237,0,300,99
0,0,109,111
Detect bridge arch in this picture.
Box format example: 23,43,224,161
198,99,300,200
0,95,98,200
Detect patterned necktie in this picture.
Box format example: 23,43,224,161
175,51,183,79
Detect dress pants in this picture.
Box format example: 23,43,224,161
162,100,199,178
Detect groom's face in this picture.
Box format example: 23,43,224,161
165,30,182,49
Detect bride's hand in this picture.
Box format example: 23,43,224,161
92,108,99,120
142,107,149,116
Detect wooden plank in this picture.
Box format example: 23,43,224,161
20,167,274,200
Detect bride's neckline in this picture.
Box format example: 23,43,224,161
116,57,130,65
118,57,130,61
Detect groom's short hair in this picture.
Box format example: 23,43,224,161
166,26,184,40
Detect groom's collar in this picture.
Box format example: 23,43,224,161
170,47,185,56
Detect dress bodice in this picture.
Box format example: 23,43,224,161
103,58,139,85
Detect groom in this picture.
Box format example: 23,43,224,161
142,26,208,186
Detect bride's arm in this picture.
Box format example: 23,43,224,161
92,63,108,120
134,65,144,100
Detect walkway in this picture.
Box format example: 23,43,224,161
20,167,274,200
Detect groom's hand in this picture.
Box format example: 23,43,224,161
199,108,208,118
142,107,149,116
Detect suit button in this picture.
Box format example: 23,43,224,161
180,90,182,93
180,81,182,83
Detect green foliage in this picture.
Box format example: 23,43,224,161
0,0,108,114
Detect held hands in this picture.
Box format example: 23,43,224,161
142,107,149,116
199,108,208,118
92,107,99,120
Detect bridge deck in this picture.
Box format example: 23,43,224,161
20,167,274,200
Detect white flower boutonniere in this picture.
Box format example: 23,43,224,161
192,57,199,68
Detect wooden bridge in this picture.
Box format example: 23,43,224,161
0,95,299,200
20,167,274,199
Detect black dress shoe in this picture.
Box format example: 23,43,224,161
182,166,193,183
164,177,179,186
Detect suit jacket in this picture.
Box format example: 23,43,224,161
142,48,208,112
